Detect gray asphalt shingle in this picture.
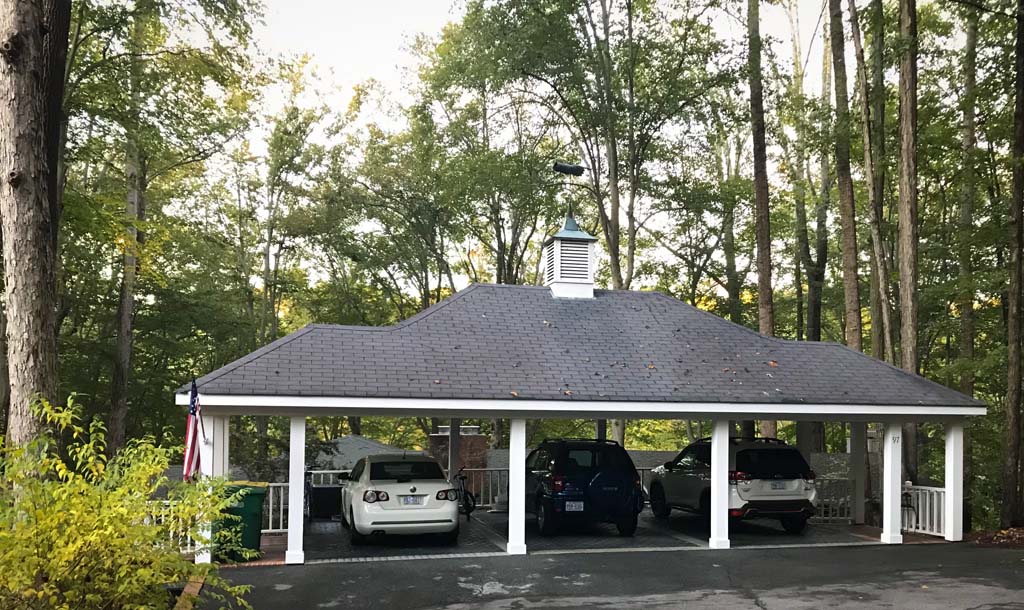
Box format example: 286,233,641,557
187,284,979,408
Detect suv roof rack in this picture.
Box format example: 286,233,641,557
693,436,788,445
542,437,621,446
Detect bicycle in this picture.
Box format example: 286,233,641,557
454,466,477,520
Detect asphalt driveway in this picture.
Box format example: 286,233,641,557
219,543,1024,609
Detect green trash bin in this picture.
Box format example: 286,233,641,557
218,481,268,561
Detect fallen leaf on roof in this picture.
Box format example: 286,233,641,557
647,362,657,369
510,391,519,397
433,379,441,384
768,360,779,367
563,390,573,396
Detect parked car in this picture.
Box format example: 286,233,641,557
340,454,460,544
648,437,817,534
525,438,644,537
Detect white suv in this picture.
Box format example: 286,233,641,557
648,437,817,534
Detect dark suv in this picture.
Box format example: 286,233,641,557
524,438,644,537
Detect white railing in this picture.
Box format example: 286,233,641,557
460,468,510,507
813,478,853,523
902,485,945,537
263,482,289,533
149,500,198,555
310,470,350,486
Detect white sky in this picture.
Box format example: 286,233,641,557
254,0,832,114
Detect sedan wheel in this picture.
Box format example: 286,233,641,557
650,484,671,519
349,510,367,545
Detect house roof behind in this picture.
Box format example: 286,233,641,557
186,284,979,408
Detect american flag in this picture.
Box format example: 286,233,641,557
183,379,204,481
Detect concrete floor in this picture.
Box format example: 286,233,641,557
219,542,1024,610
254,510,937,564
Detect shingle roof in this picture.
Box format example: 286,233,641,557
186,284,980,408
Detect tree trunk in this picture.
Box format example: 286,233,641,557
829,0,862,353
348,416,362,436
0,0,68,445
959,7,979,532
0,305,9,439
723,194,742,325
898,0,920,482
1002,0,1024,528
748,0,774,338
108,6,149,455
850,0,896,364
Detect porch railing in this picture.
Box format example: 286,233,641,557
263,482,289,534
812,478,852,523
148,500,198,555
902,485,945,537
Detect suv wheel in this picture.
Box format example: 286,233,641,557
537,500,558,536
781,514,808,535
616,512,638,537
650,484,670,519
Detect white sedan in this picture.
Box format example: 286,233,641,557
340,453,460,544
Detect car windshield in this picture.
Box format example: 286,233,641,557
559,445,634,474
735,448,810,478
369,461,445,481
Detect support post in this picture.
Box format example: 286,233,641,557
709,419,730,549
286,416,306,564
944,421,964,542
194,417,217,564
507,418,527,555
881,423,904,544
448,418,461,474
850,421,867,524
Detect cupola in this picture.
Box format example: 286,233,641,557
543,212,598,299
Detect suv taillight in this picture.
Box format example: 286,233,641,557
804,470,816,481
729,471,752,484
552,474,565,492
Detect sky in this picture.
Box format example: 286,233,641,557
253,0,833,113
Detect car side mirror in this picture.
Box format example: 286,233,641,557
663,461,675,471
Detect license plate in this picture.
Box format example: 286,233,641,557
770,481,786,490
401,495,422,506
565,501,584,512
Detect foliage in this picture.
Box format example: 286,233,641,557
0,398,250,610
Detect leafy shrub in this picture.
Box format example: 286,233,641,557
0,397,251,610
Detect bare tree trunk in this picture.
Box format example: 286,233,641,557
0,306,9,438
959,6,979,532
829,0,862,353
348,416,362,436
108,5,150,455
0,0,68,445
850,0,896,364
898,0,920,482
748,0,774,338
1002,0,1024,528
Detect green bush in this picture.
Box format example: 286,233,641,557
0,397,251,610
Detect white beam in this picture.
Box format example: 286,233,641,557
881,423,903,544
709,419,730,549
286,416,306,564
850,422,867,524
944,421,964,542
175,393,987,420
507,418,527,555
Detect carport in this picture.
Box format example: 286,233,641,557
176,215,984,564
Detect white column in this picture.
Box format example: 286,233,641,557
881,423,903,544
709,419,730,549
944,421,965,542
850,422,867,524
507,418,527,555
448,418,461,474
195,416,218,564
286,416,306,564
210,415,230,478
